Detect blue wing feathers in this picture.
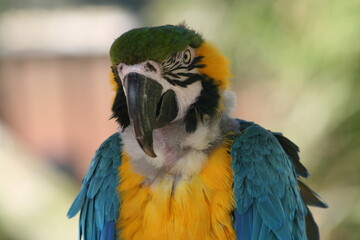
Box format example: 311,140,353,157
273,133,309,178
68,185,87,218
231,123,307,240
256,195,285,229
68,132,122,240
234,208,253,239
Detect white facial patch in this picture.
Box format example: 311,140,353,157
117,60,163,97
170,81,202,121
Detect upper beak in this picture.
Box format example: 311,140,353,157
124,72,178,158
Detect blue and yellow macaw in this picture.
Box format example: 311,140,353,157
68,25,327,240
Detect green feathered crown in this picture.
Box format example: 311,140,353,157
109,24,203,65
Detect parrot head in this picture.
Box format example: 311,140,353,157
110,24,232,159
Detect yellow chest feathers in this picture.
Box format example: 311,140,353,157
116,144,236,240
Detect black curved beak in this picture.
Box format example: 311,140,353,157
124,72,178,158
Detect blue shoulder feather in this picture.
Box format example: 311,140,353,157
68,133,122,240
231,122,307,240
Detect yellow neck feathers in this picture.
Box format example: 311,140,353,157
117,143,235,240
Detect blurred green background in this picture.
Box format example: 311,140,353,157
0,0,359,239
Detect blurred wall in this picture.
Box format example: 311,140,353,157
0,56,117,177
0,6,139,178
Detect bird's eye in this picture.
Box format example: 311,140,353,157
183,49,191,64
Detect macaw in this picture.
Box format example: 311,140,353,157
68,24,327,240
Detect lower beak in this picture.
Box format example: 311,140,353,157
124,72,178,158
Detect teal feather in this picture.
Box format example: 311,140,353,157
231,122,307,240
232,119,327,240
273,133,309,178
67,133,122,240
88,176,104,198
86,200,94,239
95,197,105,229
67,185,87,218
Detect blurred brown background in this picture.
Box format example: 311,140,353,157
0,0,359,239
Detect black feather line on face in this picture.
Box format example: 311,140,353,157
162,55,206,88
184,108,198,133
184,75,220,133
110,66,130,129
164,73,203,88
